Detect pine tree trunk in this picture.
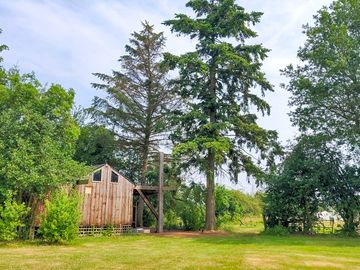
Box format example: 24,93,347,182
205,60,217,231
205,149,216,231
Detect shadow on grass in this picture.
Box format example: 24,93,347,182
190,231,360,248
1,230,359,250
0,239,76,248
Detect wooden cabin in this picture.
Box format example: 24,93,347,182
35,154,170,235
77,164,134,227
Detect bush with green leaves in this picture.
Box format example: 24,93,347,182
264,135,360,234
174,183,206,231
263,136,337,232
216,186,262,226
0,35,89,238
39,191,81,242
165,183,262,230
0,192,29,241
263,225,289,236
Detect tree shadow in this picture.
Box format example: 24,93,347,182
190,231,360,248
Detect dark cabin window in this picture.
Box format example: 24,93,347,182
93,170,102,182
111,171,119,183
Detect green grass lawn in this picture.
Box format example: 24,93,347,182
0,227,359,270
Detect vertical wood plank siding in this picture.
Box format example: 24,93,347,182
76,165,134,226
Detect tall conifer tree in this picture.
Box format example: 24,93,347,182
164,0,281,230
92,22,174,226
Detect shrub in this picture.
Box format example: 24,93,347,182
173,183,205,230
164,209,181,230
215,185,262,227
39,190,81,242
263,225,289,236
165,183,263,230
101,225,114,237
0,192,29,241
178,202,205,231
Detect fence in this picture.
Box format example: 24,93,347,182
78,225,133,236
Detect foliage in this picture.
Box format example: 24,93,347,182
0,27,8,83
215,185,262,226
264,136,338,232
277,0,360,235
0,30,88,239
263,225,290,236
0,68,88,206
326,165,360,233
163,208,180,230
264,135,360,233
282,0,360,149
164,0,282,230
74,124,120,167
91,21,174,182
91,22,176,227
74,122,142,182
0,192,29,241
0,28,8,64
101,225,115,237
39,190,81,242
164,183,262,230
172,183,206,231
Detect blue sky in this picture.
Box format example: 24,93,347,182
0,0,333,191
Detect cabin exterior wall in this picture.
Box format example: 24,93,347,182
77,164,134,227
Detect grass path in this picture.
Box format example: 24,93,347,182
0,231,359,270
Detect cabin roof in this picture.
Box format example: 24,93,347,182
92,164,106,170
91,163,134,186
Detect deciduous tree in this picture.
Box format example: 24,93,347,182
264,135,360,234
282,0,360,149
0,68,88,235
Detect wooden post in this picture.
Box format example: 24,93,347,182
157,152,164,233
134,202,138,228
136,188,158,219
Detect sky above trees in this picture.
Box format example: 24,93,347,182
0,0,332,191
0,0,332,142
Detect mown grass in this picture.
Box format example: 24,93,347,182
0,225,359,270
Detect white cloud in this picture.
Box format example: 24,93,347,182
0,0,333,192
0,0,199,105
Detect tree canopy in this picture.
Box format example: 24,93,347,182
264,136,339,232
282,0,360,149
278,0,360,234
0,69,88,204
74,124,119,167
91,22,174,178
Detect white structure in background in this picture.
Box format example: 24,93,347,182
317,211,343,221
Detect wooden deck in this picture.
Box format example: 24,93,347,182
134,185,175,194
